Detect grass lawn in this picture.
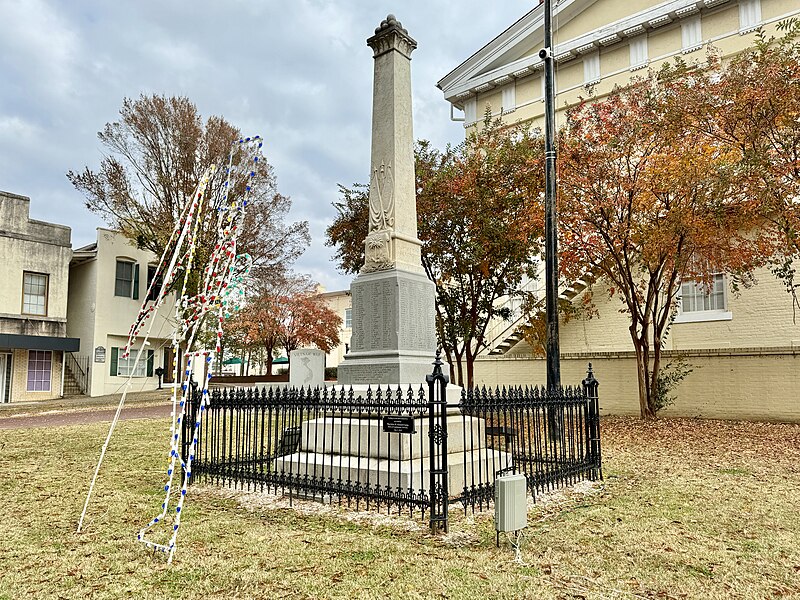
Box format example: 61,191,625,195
0,415,798,599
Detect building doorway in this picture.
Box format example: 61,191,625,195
0,353,11,403
163,348,175,384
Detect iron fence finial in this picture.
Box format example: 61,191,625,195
582,362,597,388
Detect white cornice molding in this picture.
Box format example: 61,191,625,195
623,24,646,36
675,3,700,16
599,33,622,46
437,0,588,93
440,0,727,104
648,14,673,28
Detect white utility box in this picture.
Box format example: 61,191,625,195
494,472,528,532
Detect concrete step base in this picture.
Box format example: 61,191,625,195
275,447,511,495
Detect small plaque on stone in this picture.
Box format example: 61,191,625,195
382,415,416,434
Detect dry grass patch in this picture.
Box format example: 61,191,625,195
0,416,798,599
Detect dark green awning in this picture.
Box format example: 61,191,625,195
0,334,80,352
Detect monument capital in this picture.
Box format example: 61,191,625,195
367,14,417,59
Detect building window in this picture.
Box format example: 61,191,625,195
630,36,648,70
464,97,477,124
146,264,162,302
681,16,702,53
27,350,52,392
583,52,600,85
22,272,48,316
345,308,352,329
115,260,139,299
501,84,516,113
111,347,154,378
680,274,726,313
739,0,761,31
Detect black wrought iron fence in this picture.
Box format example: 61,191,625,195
182,360,602,529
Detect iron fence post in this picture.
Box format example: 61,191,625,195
181,380,200,484
582,363,602,480
426,350,449,533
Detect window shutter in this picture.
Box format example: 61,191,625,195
147,350,154,377
132,264,140,300
110,347,118,376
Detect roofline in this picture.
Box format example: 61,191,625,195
436,5,540,91
319,289,351,298
0,190,31,202
438,0,729,106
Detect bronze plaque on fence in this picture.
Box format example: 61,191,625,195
382,415,416,434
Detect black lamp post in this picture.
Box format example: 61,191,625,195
541,0,561,391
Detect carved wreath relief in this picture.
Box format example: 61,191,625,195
369,161,394,232
363,161,395,273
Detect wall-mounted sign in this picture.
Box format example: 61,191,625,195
94,346,106,363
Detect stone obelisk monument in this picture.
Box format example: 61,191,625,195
337,14,437,386
275,18,503,493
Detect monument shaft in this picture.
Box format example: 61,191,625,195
337,15,437,386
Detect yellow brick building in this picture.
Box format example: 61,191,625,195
438,0,800,420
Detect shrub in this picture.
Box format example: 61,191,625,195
653,356,695,413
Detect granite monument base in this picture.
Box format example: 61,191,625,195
337,267,438,386
275,415,511,495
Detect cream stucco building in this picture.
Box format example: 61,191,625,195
438,0,800,420
68,229,177,397
319,288,352,370
0,190,79,402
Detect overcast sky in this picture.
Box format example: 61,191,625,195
0,0,530,291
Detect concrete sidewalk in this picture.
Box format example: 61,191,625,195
0,387,177,418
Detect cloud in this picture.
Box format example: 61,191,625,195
0,0,528,292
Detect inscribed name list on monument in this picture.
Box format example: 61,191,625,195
351,277,398,353
342,363,397,384
398,278,435,351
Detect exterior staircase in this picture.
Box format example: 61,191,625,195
483,268,599,356
63,353,89,397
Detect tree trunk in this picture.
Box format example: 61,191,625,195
649,343,662,416
455,352,465,388
442,345,456,383
465,345,476,390
630,331,656,419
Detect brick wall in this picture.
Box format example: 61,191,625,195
474,349,800,422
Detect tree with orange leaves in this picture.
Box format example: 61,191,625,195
327,118,544,387
418,118,544,388
223,275,340,374
664,22,800,310
559,68,772,418
222,293,282,375
277,290,342,359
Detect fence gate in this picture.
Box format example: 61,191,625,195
426,352,449,532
